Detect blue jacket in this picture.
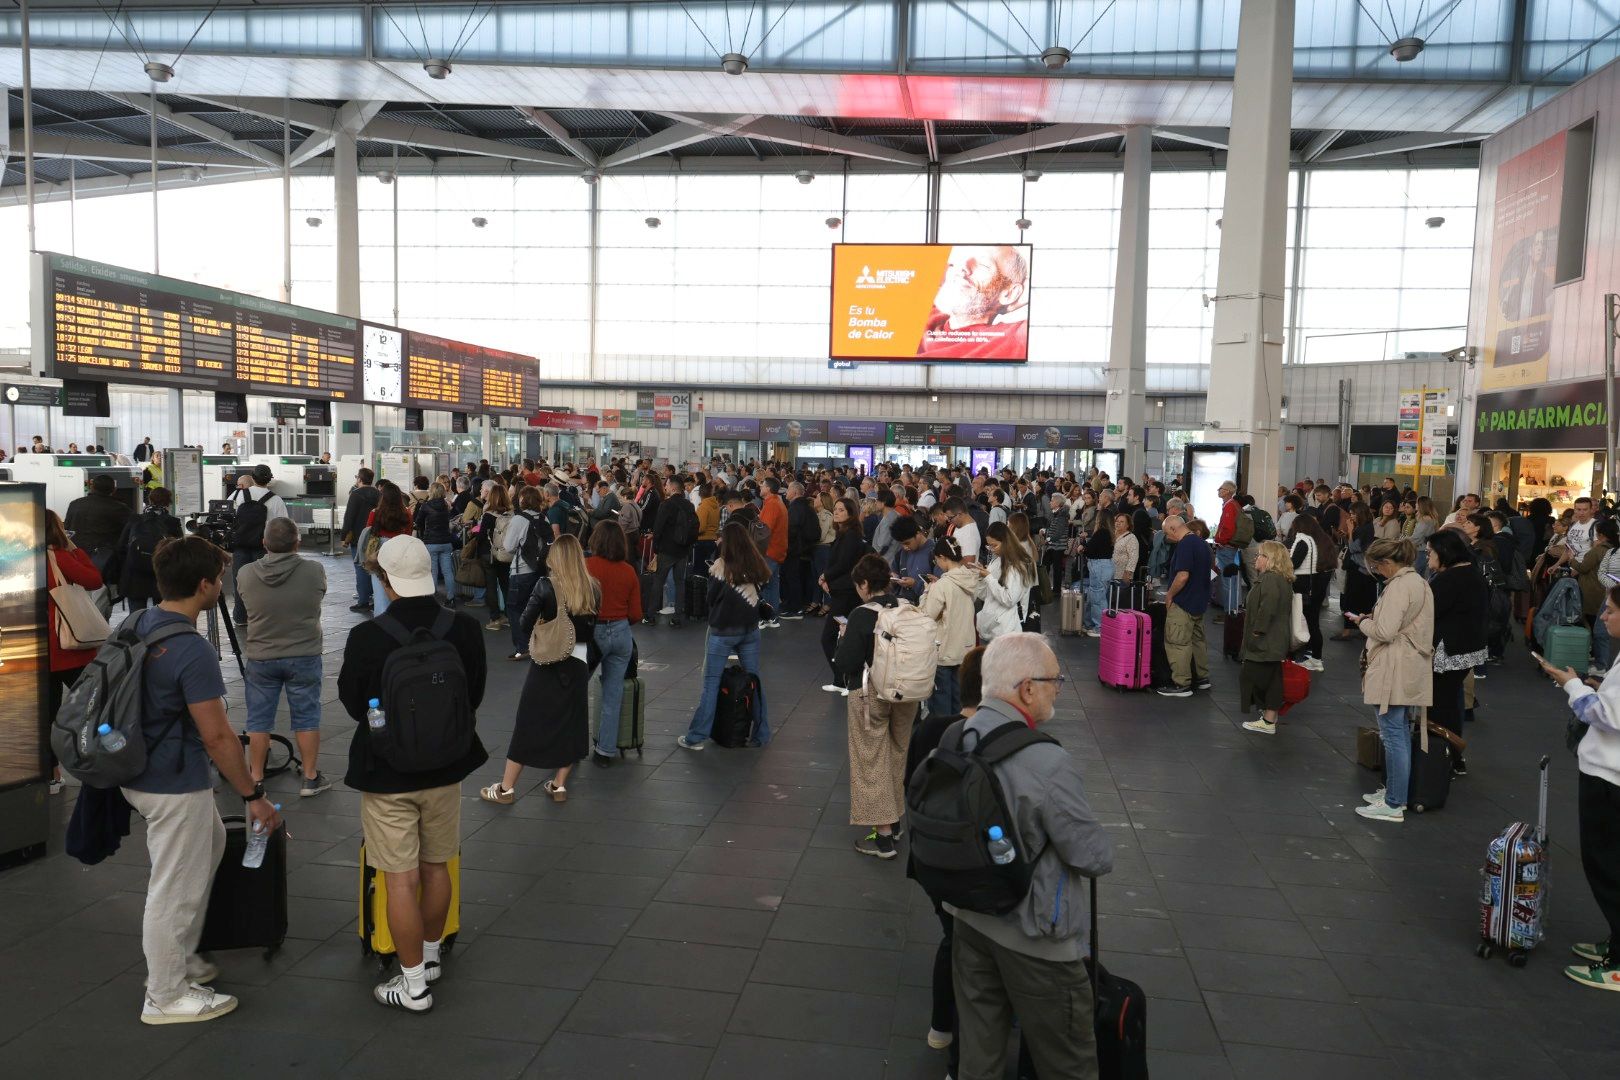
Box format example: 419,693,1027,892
890,540,935,603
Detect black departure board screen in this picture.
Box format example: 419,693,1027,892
404,331,537,416
479,348,539,416
37,253,359,400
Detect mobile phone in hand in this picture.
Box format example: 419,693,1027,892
1530,651,1548,666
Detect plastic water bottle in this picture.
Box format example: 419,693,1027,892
242,803,282,869
95,723,127,754
366,698,386,733
986,825,1016,866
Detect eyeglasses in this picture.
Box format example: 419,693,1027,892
1025,675,1067,686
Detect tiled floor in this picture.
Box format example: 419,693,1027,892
2,555,1615,1078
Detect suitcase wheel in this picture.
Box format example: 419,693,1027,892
1476,941,1492,959
1508,950,1529,968
1411,803,1426,814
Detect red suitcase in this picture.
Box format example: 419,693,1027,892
1098,609,1152,691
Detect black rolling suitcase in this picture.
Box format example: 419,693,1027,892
198,815,288,960
685,573,710,619
1145,602,1173,689
641,568,661,619
1222,608,1245,661
1088,876,1149,1078
1407,715,1452,813
1106,579,1147,613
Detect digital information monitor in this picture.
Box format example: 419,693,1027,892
404,333,539,417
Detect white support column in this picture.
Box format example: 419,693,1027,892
1203,0,1293,498
166,388,184,449
1104,125,1150,479
332,128,372,456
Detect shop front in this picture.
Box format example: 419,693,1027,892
1472,377,1610,512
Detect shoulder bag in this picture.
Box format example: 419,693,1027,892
527,580,576,664
48,549,112,650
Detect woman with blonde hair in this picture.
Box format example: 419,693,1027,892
482,534,600,805
1240,540,1296,736
1352,537,1435,824
977,521,1035,641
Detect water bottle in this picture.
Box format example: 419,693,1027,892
95,723,127,754
242,803,282,869
986,825,1016,866
366,698,386,733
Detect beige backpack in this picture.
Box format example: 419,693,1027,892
867,602,940,703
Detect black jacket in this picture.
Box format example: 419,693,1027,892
652,495,697,557
787,497,819,560
341,485,381,544
1083,526,1114,561
115,508,183,600
833,592,899,682
338,597,489,794
823,529,869,597
63,492,132,558
706,572,763,634
1430,563,1490,658
518,577,597,650
413,498,454,546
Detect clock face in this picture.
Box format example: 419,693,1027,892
4,387,17,403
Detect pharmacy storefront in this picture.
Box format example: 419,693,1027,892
1472,378,1611,512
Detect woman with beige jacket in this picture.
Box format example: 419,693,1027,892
1352,537,1435,824
919,536,978,717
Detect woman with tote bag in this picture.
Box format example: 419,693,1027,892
45,509,106,794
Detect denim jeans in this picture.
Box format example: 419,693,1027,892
1214,546,1242,612
684,626,769,746
351,544,373,608
763,556,782,612
1596,602,1613,671
593,619,635,756
425,542,455,598
1084,558,1111,632
1377,705,1412,808
508,571,539,654
486,559,509,619
244,654,324,733
927,664,961,718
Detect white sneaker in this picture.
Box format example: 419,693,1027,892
140,984,238,1025
659,606,676,616
374,973,433,1012
1355,802,1404,823
821,683,850,696
926,1027,954,1049
1299,658,1324,672
1362,788,1387,805
1241,719,1276,736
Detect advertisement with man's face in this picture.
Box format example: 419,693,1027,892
830,244,1031,362
1481,133,1565,391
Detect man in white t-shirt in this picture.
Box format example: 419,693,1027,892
945,497,981,563
1567,497,1597,560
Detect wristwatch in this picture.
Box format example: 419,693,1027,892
242,783,266,804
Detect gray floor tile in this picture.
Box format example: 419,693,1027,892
704,1033,889,1080
597,937,760,994
656,871,788,911
1204,990,1379,1054
1171,912,1324,959
768,902,909,951
344,1030,540,1078
749,938,903,996
454,934,613,990
727,982,894,1049
629,900,777,948
561,979,737,1046
523,1031,713,1079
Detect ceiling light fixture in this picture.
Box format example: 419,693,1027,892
1040,46,1071,70
1015,217,1032,231
423,58,452,79
645,216,662,228
1426,216,1446,228
581,171,601,185
824,216,842,229
377,170,395,185
471,216,488,228
144,61,175,83
721,52,748,75
305,216,323,228
795,170,815,185
1389,36,1424,62
184,167,203,183
1022,169,1043,182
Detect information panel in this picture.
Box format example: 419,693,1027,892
38,253,359,399
404,332,538,416
830,243,1032,363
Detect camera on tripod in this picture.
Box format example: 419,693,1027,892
184,499,237,549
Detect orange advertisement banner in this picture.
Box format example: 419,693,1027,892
1481,132,1565,391
829,243,1032,363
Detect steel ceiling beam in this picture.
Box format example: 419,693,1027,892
660,113,928,166
515,107,598,167
105,92,283,168
1154,126,1229,150
289,100,384,167
10,131,264,168
1313,130,1486,162
941,123,1120,166
1297,129,1343,162
922,119,939,163
602,115,761,168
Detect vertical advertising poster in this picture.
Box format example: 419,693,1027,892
1482,133,1565,391
0,487,46,789
829,244,1032,362
1420,389,1451,476
1396,390,1423,474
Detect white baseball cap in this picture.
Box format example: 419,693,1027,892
376,535,434,598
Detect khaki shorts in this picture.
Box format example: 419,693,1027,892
360,784,461,874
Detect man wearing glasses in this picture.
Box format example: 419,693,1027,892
946,633,1112,1079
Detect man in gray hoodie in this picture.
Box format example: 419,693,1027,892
948,632,1112,1079
237,517,331,797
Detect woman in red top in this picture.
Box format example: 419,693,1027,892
45,508,104,793
364,481,414,617
584,520,642,765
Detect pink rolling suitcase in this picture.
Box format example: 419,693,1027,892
1098,608,1152,691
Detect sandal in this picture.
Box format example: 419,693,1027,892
543,779,567,803
479,782,514,805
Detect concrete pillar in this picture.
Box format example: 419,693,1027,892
332,129,373,458
166,388,184,449
1203,0,1293,498
1104,125,1150,480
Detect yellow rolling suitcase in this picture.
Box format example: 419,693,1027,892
358,841,462,969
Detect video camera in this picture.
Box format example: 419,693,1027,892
184,499,238,549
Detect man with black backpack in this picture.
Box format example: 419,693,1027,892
649,476,698,628
337,535,487,1014
908,633,1112,1078
227,467,288,625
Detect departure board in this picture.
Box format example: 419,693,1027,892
404,331,537,416
36,253,359,400
479,349,539,416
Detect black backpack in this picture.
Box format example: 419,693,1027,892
372,609,474,773
231,491,271,551
906,719,1055,915
674,499,699,549
517,510,548,572
712,665,760,748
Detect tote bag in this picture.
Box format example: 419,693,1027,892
48,549,111,651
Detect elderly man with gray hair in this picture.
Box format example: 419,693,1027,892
236,516,332,796
945,632,1111,1079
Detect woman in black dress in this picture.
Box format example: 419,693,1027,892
1334,504,1377,640
480,534,599,805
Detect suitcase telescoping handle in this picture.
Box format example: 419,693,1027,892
1089,875,1100,1000
1537,755,1550,846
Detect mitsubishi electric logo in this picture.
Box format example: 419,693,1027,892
854,265,916,290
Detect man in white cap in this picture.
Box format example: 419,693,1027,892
337,535,488,1014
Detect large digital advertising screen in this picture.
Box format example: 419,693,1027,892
830,243,1031,363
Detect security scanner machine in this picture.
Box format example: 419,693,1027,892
378,447,446,488
244,455,338,500
3,454,143,517
201,455,240,503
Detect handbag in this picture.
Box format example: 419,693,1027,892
1290,593,1310,647
526,580,577,664
48,549,111,650
454,555,485,587
360,528,384,573
1035,563,1054,606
